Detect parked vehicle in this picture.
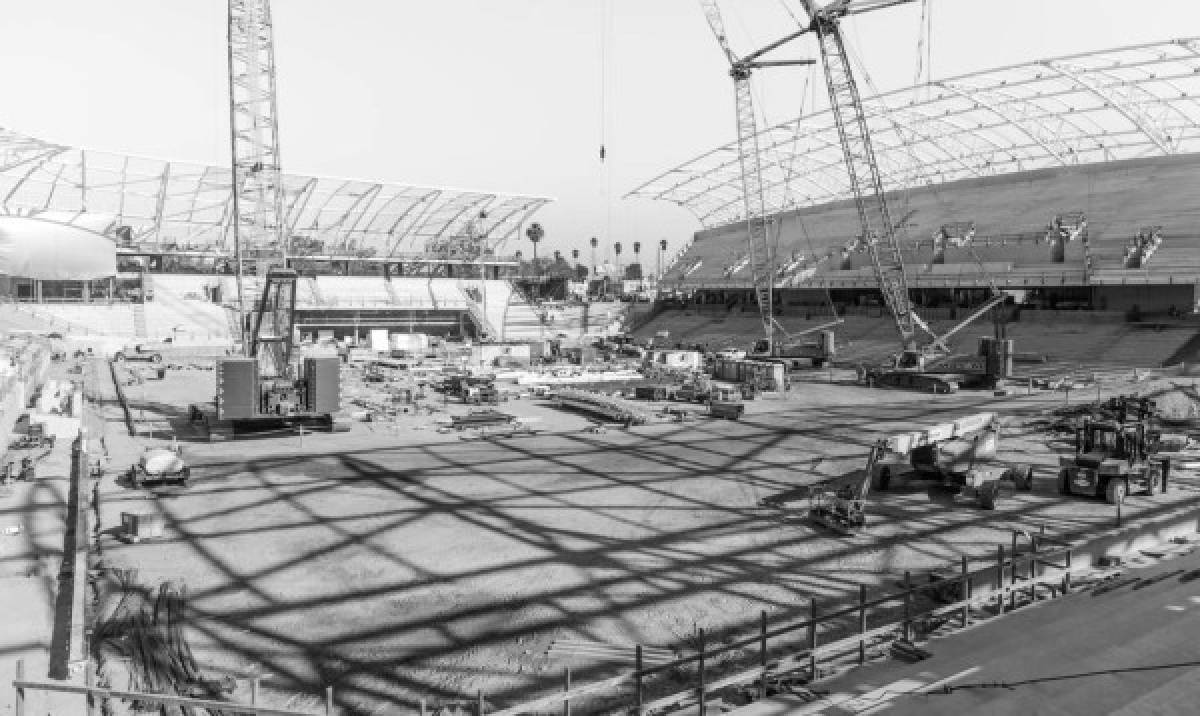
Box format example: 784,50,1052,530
1058,418,1168,504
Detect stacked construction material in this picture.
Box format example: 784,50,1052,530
555,389,653,425
93,571,233,715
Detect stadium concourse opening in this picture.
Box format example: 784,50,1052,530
6,19,1200,716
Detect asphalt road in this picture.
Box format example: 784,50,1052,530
735,543,1200,716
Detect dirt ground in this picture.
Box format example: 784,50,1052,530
89,362,1200,715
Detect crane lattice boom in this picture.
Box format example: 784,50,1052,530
807,8,920,349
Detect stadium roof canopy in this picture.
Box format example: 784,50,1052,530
0,126,551,255
627,38,1200,229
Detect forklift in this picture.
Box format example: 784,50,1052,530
1058,417,1169,504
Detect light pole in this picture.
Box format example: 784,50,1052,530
589,236,599,277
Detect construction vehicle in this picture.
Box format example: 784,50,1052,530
2,456,39,483
706,384,745,420
463,383,500,405
810,413,1033,533
113,344,164,363
871,412,1034,509
209,269,343,435
1058,417,1169,504
9,421,55,450
128,446,191,488
808,442,884,534
698,0,842,361
699,0,1010,393
750,325,838,369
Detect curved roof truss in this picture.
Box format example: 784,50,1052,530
0,126,552,255
627,38,1200,228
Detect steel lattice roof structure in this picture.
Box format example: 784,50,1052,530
627,38,1200,229
0,125,551,255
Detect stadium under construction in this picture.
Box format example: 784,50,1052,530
3,3,1200,715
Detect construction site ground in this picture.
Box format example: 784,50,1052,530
88,361,1200,715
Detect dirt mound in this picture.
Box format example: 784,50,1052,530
1143,380,1200,420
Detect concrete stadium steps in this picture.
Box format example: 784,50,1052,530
151,274,215,300
315,276,392,306
583,301,628,335
1144,243,1200,272
428,279,467,309
631,308,1196,377
143,291,231,346
943,241,1054,266
675,155,1200,286
501,299,547,341
0,304,62,334
477,280,514,334
9,304,138,338
295,277,321,307
215,275,263,307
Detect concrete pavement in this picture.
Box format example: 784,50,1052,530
732,541,1200,716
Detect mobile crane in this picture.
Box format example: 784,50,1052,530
699,0,844,362
706,0,1011,392
202,2,341,437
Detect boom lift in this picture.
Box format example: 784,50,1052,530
809,411,1033,533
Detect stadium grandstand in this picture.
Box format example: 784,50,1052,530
0,125,630,347
628,38,1200,323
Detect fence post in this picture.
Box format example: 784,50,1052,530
858,585,867,665
1031,536,1040,602
634,646,642,716
326,686,334,715
902,572,912,641
697,629,706,716
477,690,485,716
15,658,23,716
86,662,95,716
961,555,971,628
564,667,571,716
1010,532,1019,611
808,600,818,680
420,699,427,716
251,677,259,705
996,545,1005,613
1064,549,1073,594
759,610,767,699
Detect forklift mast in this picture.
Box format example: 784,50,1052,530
1077,418,1147,461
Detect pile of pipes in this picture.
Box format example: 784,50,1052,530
555,389,653,425
93,570,235,714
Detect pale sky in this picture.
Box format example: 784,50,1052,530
1,1,1198,263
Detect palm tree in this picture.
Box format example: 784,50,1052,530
633,241,642,274
525,222,544,262
658,238,668,280
589,236,599,276
614,241,623,278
